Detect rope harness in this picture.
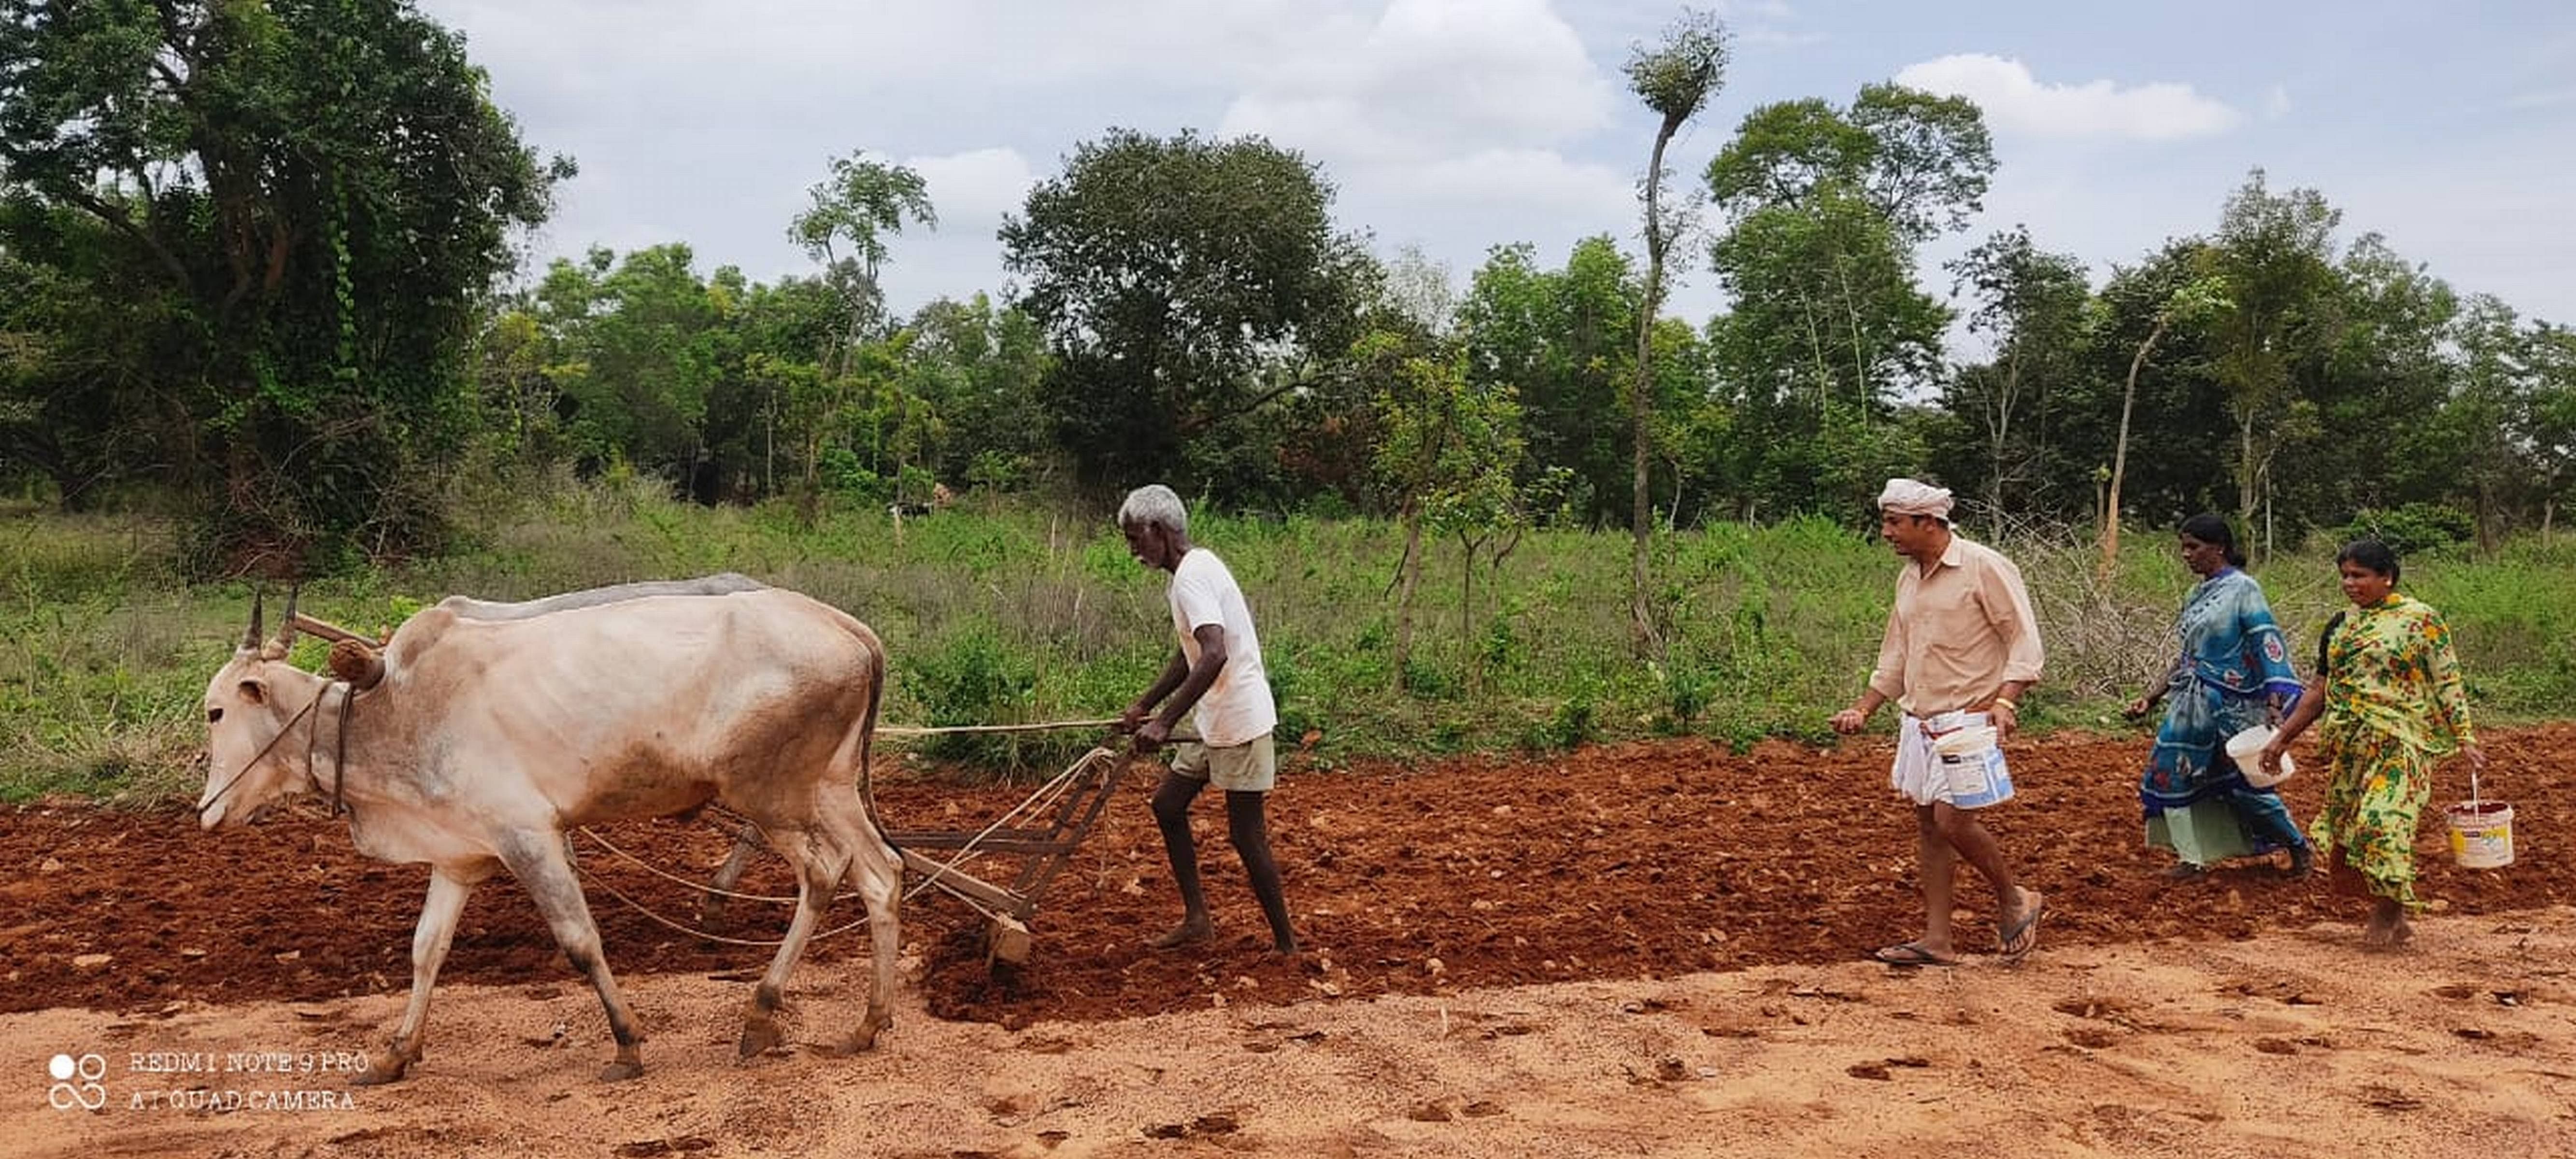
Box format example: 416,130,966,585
569,730,1135,947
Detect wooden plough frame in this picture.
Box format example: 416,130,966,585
880,741,1141,967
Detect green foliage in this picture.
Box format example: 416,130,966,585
12,499,2576,801
900,623,1038,765
0,0,567,567
2338,503,2475,556
1001,127,1374,500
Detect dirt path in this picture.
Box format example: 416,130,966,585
5,727,2573,1155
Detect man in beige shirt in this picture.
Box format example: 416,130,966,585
1831,479,2047,967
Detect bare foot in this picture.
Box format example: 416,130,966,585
1150,919,1214,949
2360,900,2411,950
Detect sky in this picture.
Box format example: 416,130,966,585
416,0,2576,352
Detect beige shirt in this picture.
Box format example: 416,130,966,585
1868,535,2045,716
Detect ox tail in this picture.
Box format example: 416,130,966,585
853,622,897,854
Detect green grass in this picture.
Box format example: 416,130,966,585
9,484,2574,803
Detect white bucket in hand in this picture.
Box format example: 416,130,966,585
2225,725,2294,789
2447,801,2514,869
1928,716,2012,808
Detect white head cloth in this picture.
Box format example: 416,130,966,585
1877,478,1954,520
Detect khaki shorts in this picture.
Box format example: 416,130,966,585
1171,733,1277,792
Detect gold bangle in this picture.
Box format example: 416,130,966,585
1992,698,2018,711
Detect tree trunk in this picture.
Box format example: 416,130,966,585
2236,407,2260,528
2099,318,2167,580
1630,113,1681,660
1393,509,1424,689
1459,535,1478,693
1988,348,2021,516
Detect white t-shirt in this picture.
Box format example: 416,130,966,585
1167,547,1276,748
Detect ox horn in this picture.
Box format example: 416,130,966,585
243,588,265,650
276,584,301,648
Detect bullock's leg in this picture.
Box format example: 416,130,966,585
737,827,842,1060
498,829,648,1081
356,862,493,1086
700,819,765,923
819,817,903,1056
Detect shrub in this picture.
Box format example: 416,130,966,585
2338,503,2474,557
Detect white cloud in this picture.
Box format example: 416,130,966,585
1217,0,1614,164
904,148,1038,226
1894,54,2243,141
2263,84,2292,119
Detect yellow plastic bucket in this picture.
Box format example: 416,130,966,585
2447,801,2514,869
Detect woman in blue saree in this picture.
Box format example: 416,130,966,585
2123,514,2313,878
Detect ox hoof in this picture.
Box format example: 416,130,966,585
814,1025,884,1058
737,1018,785,1060
351,1051,411,1087
597,1059,645,1083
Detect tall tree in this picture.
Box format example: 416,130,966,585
1945,225,2090,517
2448,294,2530,551
2208,169,2342,537
1001,128,1371,498
1457,238,1645,520
2093,248,2225,577
789,152,934,373
0,0,565,566
1702,83,1991,519
1621,8,1727,656
2527,323,2576,541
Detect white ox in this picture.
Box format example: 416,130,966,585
196,577,901,1083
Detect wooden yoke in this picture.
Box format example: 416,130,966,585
288,612,389,690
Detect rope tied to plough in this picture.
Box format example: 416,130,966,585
570,738,1131,946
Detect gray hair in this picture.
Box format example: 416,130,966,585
1115,484,1188,534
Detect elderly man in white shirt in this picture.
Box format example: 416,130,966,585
1113,484,1298,956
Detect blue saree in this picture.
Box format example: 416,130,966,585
2142,568,2309,859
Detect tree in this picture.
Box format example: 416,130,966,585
1456,238,1644,521
1701,83,1990,520
1705,83,1995,248
1001,128,1371,498
1621,8,1728,656
2448,295,2533,551
789,152,934,372
904,294,1053,493
2208,170,2342,537
1945,226,2090,517
2095,256,2225,578
2304,232,2459,522
0,0,565,566
1370,338,1530,691
2528,324,2576,541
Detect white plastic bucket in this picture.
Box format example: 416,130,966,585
2448,801,2515,869
2225,725,2294,789
1929,720,2012,808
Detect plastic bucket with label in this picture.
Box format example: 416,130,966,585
1930,721,2013,808
2448,800,2514,869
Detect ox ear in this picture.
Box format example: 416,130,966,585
237,678,269,707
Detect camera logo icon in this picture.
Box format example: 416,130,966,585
48,1053,108,1111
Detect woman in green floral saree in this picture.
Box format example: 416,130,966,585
2262,540,2488,949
